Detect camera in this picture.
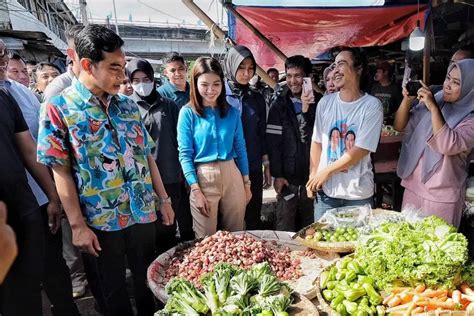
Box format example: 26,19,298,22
406,80,422,96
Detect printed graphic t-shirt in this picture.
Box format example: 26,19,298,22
312,92,383,200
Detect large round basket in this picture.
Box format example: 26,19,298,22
293,222,356,253
147,230,339,303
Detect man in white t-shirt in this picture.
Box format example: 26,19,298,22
306,48,383,220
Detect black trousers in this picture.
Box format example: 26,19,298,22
0,210,44,316
40,205,80,316
245,169,264,230
155,181,195,254
88,222,157,316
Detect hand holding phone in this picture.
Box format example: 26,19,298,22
405,80,422,97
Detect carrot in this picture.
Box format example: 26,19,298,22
414,284,426,293
461,294,474,301
422,289,448,298
383,292,395,305
417,299,456,310
460,283,474,296
387,295,402,307
412,306,424,314
435,294,448,302
389,287,411,294
387,302,415,313
400,292,414,304
402,302,416,316
452,290,462,304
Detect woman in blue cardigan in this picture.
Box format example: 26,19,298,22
177,57,251,238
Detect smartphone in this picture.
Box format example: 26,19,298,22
280,185,295,201
406,80,422,96
302,77,312,94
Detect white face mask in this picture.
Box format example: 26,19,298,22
132,82,154,97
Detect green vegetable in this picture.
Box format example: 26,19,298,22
258,274,281,297
249,262,272,282
336,271,346,281
345,271,357,282
163,295,200,316
344,288,366,302
213,265,233,305
354,310,368,316
343,300,359,315
361,283,382,305
265,294,293,314
164,278,209,314
201,273,220,313
320,271,330,289
330,294,345,309
322,289,334,301
348,261,363,274
355,216,468,289
336,302,348,316
357,276,374,286
376,305,385,316
326,281,338,290
230,271,256,296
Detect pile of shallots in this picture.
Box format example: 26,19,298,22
164,231,302,286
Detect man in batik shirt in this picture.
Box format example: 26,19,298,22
37,25,174,316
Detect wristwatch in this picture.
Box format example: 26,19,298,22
160,196,172,205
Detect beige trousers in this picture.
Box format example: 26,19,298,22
191,160,246,238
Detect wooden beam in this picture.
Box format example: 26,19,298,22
223,2,288,63
423,13,432,84
182,0,277,89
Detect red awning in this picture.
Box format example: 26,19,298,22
230,4,429,69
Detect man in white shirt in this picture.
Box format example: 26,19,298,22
307,48,383,220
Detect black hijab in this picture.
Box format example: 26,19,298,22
126,58,158,105
223,45,256,96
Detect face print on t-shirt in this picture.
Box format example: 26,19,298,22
327,119,357,164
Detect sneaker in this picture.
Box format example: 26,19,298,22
72,286,86,298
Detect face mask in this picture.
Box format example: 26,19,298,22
132,81,154,97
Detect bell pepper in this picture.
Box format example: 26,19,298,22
347,261,363,274
331,294,345,309
345,271,357,282
336,271,346,281
320,271,330,289
322,289,334,302
354,310,368,316
343,300,359,315
329,266,337,281
336,302,348,316
357,276,374,286
376,305,386,316
326,281,338,290
361,283,383,306
344,288,366,302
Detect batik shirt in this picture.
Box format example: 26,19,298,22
37,79,157,231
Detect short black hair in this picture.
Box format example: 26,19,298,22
65,24,84,44
164,51,185,65
75,24,124,63
8,52,24,62
25,60,37,66
33,62,61,80
267,67,278,75
457,43,474,59
284,55,312,76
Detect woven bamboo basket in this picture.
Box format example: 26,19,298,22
293,222,356,253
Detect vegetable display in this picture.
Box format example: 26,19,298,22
304,227,359,242
165,231,302,286
319,256,385,315
156,262,293,316
354,216,468,289
379,283,474,314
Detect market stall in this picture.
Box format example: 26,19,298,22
149,207,474,315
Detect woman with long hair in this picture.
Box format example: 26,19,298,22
177,57,251,237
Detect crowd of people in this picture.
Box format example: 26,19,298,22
0,23,473,316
